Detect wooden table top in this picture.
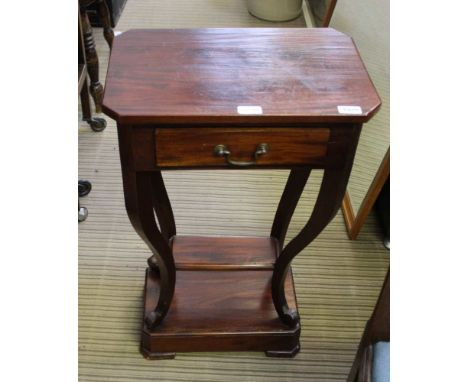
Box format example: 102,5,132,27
102,28,381,125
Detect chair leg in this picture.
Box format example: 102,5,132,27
80,4,104,113
80,76,106,132
80,76,92,121
96,0,114,48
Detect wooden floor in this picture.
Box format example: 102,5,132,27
78,1,389,381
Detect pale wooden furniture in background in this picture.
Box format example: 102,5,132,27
307,0,337,27
343,148,390,239
329,0,390,240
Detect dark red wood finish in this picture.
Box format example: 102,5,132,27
103,28,380,125
171,236,279,270
142,237,299,359
102,28,381,359
271,125,362,327
79,0,114,113
117,128,176,330
155,127,330,168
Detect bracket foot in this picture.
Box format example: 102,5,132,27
265,344,300,358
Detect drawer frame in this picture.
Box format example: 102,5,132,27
127,124,359,171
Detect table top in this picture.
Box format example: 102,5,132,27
102,28,380,125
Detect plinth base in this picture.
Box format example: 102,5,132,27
141,236,300,359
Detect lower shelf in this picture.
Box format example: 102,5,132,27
141,235,300,358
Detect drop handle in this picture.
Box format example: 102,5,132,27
213,143,269,167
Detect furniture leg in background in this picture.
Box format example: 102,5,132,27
96,0,114,47
306,0,338,27
342,148,390,240
79,0,114,113
78,4,106,222
347,269,389,382
79,3,106,131
80,75,106,131
87,0,127,29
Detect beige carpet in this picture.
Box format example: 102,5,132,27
79,1,389,381
329,0,390,212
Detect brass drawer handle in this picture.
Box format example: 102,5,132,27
214,143,269,167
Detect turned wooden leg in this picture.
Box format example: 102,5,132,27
80,76,107,131
271,127,362,327
80,76,92,121
118,125,176,330
96,0,114,48
80,4,104,113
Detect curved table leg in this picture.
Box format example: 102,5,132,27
271,168,311,250
151,171,176,241
118,126,176,331
124,172,176,330
124,171,176,330
147,171,176,270
272,127,362,327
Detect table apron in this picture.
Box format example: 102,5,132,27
125,125,360,172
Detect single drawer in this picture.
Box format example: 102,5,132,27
155,127,330,168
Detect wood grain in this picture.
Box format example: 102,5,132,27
271,168,311,249
78,64,87,93
80,0,390,378
341,190,356,234
155,127,330,168
117,126,176,330
102,28,381,124
141,234,300,356
100,27,381,358
171,235,279,270
272,125,362,327
80,0,104,112
142,266,299,357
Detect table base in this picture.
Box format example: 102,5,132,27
140,235,301,359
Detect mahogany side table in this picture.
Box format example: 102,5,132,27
102,28,381,359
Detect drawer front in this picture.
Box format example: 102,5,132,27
155,127,330,168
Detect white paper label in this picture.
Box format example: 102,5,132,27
237,106,263,115
337,106,363,115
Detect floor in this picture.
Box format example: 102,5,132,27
79,1,389,381
329,0,390,212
